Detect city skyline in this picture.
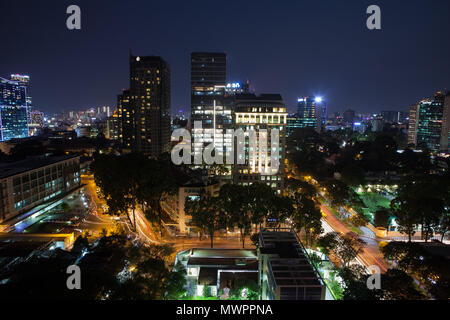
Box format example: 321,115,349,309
1,0,450,304
1,0,449,115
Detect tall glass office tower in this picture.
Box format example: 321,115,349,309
190,52,232,165
0,77,29,141
416,91,449,152
297,96,325,133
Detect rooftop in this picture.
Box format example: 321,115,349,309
190,248,257,259
259,229,324,288
235,93,283,102
0,155,79,179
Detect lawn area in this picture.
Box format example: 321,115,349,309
357,191,391,212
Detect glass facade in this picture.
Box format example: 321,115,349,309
190,53,232,164
416,93,445,152
0,156,80,222
296,96,324,133
286,114,302,137
0,77,29,141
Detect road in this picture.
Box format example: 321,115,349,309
133,204,250,250
287,165,390,273
320,203,389,273
82,174,252,251
84,171,389,272
80,175,122,237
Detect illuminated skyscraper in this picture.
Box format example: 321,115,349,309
10,74,31,106
286,113,303,137
117,89,133,149
0,77,29,141
441,92,450,152
129,54,171,157
408,104,419,146
415,92,449,152
233,94,287,193
106,110,120,141
190,52,232,165
296,96,324,133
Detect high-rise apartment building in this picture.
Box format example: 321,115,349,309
0,77,29,141
106,110,120,141
233,94,287,194
129,54,171,157
117,89,133,149
408,104,420,146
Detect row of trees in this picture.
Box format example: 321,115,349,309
287,127,434,182
338,264,425,300
185,179,324,248
315,233,432,300
381,241,449,299
390,174,450,242
91,153,176,234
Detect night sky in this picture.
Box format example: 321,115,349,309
1,0,449,115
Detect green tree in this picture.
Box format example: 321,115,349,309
185,191,227,248
322,180,350,209
390,193,419,242
340,164,365,187
391,175,445,242
247,183,277,231
92,153,141,230
291,195,323,247
317,232,339,256
220,184,252,248
165,262,188,300
287,127,334,180
340,265,382,300
374,209,391,229
10,140,46,160
229,279,259,300
334,233,366,267
137,158,177,235
349,213,368,228
286,178,318,200
380,268,424,300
